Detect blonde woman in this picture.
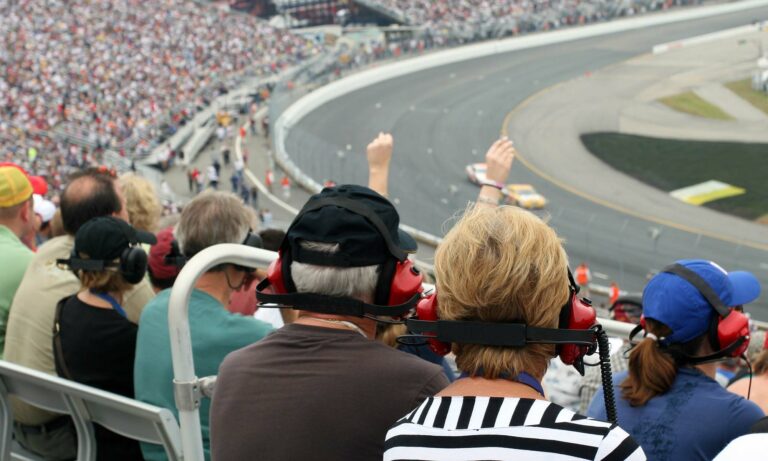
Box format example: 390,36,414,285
119,173,162,233
384,205,643,460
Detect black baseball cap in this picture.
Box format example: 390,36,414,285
285,184,417,267
74,216,157,261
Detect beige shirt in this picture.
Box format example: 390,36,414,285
5,235,154,425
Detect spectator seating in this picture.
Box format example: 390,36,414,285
0,361,182,461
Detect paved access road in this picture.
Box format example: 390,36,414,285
286,6,768,319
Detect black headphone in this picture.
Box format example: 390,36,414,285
60,245,148,285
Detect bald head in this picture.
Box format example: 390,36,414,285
60,172,124,235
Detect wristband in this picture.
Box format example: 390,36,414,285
477,196,499,206
479,180,504,190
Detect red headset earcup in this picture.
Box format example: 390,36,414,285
558,292,597,366
267,255,288,294
389,260,424,307
416,294,451,356
717,309,750,357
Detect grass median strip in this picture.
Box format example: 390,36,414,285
658,91,734,120
581,132,768,221
725,79,768,116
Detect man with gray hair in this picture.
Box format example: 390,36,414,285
133,190,275,461
210,181,449,460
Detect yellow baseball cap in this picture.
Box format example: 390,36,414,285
0,166,33,208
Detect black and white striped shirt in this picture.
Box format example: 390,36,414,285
384,396,645,461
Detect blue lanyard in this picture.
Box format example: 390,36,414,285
89,290,127,319
459,370,545,396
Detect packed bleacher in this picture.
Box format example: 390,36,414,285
0,0,319,188
364,0,700,41
1,1,768,461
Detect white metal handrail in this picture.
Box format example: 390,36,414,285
168,244,279,461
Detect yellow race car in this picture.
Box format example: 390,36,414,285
505,184,547,209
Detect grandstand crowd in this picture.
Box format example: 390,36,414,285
1,1,767,460
366,0,702,41
0,0,319,192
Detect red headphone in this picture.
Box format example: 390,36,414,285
408,268,597,375
255,196,424,318
259,251,423,317
635,264,750,360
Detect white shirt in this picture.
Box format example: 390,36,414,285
714,433,768,460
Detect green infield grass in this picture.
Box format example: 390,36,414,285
658,91,734,120
581,132,768,221
725,79,768,116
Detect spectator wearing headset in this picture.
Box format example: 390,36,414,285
146,226,182,293
383,205,643,461
6,167,155,460
210,133,449,461
588,260,765,461
133,191,277,461
54,216,156,461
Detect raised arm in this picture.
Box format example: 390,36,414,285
477,136,515,209
367,132,393,197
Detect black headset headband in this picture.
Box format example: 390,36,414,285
628,324,746,364
62,258,120,272
60,220,142,271
288,197,407,262
662,264,730,318
255,278,418,317
406,319,596,347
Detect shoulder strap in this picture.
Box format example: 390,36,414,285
53,297,75,380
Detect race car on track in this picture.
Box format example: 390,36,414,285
465,163,487,185
505,184,547,209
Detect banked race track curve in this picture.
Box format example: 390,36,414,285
284,4,768,320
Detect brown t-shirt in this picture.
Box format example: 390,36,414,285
210,323,450,461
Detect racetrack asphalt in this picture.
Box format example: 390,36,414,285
284,6,768,320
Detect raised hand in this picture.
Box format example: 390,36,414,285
367,132,394,197
484,136,515,185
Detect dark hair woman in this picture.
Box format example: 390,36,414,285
588,259,764,461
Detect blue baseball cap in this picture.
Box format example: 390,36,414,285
642,259,761,344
